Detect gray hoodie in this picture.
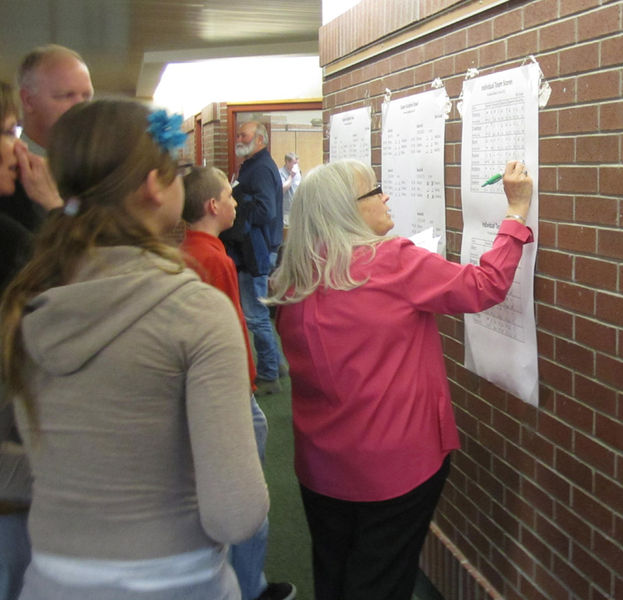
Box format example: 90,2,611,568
15,246,268,561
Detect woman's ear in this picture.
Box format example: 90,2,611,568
144,169,164,206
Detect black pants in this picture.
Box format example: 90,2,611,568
300,455,450,600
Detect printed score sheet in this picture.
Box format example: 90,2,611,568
329,107,371,164
460,63,540,406
381,88,448,255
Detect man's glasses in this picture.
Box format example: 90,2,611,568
357,184,383,201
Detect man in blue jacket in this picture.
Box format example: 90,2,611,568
222,121,284,395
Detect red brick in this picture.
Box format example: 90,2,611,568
523,0,560,27
415,62,435,86
574,256,618,291
556,502,591,547
559,0,594,17
539,357,574,394
537,329,555,359
491,498,521,540
478,555,506,595
505,442,537,480
538,193,574,222
454,48,479,75
595,406,623,452
600,100,623,131
559,105,598,134
539,18,577,51
540,137,575,163
558,224,597,253
538,410,573,448
539,220,557,247
595,354,623,398
465,393,491,423
577,4,622,42
522,525,553,566
535,275,555,304
575,315,617,354
555,338,595,376
548,77,577,108
509,489,538,530
422,37,445,63
595,473,623,516
576,432,616,476
559,42,599,75
539,109,558,136
577,70,621,102
599,166,622,196
479,39,506,68
576,134,620,163
601,35,623,68
552,555,591,600
593,529,623,574
574,373,617,415
556,281,596,315
557,167,598,194
596,291,623,326
572,487,615,534
536,52,558,80
493,7,525,38
444,28,467,54
537,303,573,335
534,562,571,600
385,69,414,90
518,574,550,600
597,228,623,260
454,405,479,439
557,447,593,492
508,30,539,60
575,196,620,226
536,514,570,557
557,393,595,434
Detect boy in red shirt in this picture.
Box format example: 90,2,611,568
181,167,295,600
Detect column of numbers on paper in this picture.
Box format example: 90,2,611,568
468,237,526,342
470,96,525,193
383,120,444,236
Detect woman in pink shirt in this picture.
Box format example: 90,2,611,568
267,159,533,600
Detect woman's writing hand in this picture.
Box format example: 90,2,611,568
502,160,532,221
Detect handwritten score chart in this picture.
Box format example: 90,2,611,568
381,88,448,254
329,107,371,164
460,63,540,406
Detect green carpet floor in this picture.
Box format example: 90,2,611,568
257,375,444,600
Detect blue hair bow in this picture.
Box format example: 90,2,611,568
147,109,187,153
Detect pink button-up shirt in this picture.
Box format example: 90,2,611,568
277,221,533,501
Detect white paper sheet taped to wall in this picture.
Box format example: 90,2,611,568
460,61,543,406
381,87,449,255
329,106,372,164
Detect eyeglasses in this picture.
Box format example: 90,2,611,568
176,162,194,177
357,184,383,201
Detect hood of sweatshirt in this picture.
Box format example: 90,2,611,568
21,246,199,376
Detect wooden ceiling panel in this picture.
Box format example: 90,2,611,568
0,0,321,97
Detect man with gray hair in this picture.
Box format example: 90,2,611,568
18,44,93,156
221,120,285,396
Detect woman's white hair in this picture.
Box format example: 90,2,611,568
267,159,390,305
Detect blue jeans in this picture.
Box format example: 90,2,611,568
0,511,30,600
238,272,280,381
230,396,269,600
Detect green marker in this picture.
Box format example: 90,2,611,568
482,173,502,187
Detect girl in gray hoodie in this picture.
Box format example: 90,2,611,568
0,99,269,600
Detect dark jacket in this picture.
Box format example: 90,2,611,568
221,148,283,276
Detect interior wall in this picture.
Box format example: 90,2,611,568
320,1,622,599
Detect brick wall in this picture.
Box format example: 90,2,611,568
320,1,622,599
